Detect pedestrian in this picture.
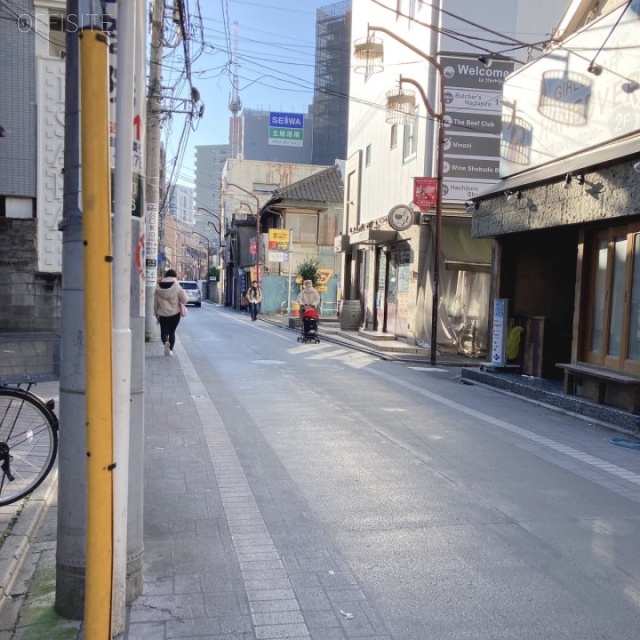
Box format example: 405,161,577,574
247,280,262,321
154,268,188,356
297,279,320,311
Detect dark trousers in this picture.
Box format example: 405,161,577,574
159,313,181,349
249,302,260,321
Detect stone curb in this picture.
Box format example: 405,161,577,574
0,470,58,610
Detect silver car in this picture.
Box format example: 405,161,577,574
179,281,202,307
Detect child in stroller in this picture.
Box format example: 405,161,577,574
298,305,320,343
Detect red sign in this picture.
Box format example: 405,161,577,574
413,177,437,210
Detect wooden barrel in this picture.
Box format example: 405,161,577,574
340,300,362,330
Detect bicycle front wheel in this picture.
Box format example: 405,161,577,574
0,388,58,507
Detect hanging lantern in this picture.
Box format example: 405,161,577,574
353,36,384,74
385,88,416,125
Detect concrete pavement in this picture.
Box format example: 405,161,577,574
0,328,394,639
1,311,637,638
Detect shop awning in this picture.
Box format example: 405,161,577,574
348,229,397,245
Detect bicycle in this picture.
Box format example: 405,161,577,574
0,383,59,507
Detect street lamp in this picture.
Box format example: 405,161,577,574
196,206,221,234
353,26,445,366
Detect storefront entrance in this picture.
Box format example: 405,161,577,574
383,247,411,338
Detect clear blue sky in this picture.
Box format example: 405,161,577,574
166,0,335,188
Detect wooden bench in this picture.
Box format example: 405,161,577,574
556,363,640,413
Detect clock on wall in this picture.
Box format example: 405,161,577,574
387,204,415,231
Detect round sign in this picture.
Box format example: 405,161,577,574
388,205,414,231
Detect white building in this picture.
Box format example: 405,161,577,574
341,0,571,354
168,184,195,224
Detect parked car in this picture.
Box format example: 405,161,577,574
179,281,202,307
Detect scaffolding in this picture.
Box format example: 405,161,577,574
312,0,352,166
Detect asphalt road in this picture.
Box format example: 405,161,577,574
178,305,640,640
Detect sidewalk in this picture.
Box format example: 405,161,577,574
0,336,394,639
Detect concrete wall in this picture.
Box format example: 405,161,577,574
473,162,640,237
0,219,61,332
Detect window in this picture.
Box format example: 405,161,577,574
288,213,318,244
365,144,372,167
318,211,339,246
49,15,66,58
402,107,418,162
584,222,640,373
390,124,397,149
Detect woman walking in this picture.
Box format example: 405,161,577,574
154,269,188,356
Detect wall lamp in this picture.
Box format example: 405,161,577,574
633,161,640,173
477,55,492,67
563,173,585,189
587,62,603,76
465,200,478,213
505,190,521,204
622,81,640,94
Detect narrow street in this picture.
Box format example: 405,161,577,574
129,305,640,640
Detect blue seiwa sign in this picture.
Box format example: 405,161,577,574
269,112,304,128
269,112,305,147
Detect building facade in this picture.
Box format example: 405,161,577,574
337,0,570,357
0,0,65,336
239,108,314,165
311,0,352,166
220,159,333,308
194,144,230,254
472,0,640,413
167,184,195,224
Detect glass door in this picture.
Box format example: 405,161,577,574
584,223,640,374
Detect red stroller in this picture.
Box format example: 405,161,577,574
297,306,320,343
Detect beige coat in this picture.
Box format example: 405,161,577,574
297,283,320,307
154,278,188,317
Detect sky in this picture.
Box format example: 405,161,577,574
164,0,336,189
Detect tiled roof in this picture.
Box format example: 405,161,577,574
273,165,343,205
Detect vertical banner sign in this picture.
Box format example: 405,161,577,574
413,177,438,210
145,203,158,283
439,55,514,202
268,229,290,262
268,112,304,147
491,298,509,366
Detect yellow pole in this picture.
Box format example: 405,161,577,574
80,29,114,639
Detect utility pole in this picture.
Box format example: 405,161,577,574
112,0,136,631
56,0,87,620
127,0,147,606
79,14,114,639
145,0,164,338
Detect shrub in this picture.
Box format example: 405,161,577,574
296,256,320,286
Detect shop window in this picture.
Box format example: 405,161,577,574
585,223,640,372
390,124,397,149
